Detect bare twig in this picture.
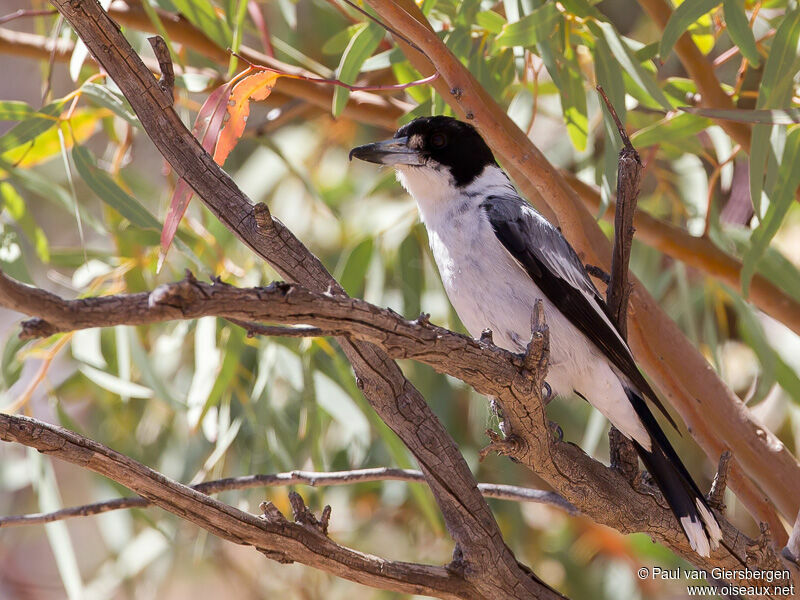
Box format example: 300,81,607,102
0,467,576,529
0,8,57,24
596,84,642,474
596,85,640,339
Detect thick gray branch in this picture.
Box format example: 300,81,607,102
0,271,781,583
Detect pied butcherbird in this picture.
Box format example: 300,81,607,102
350,116,722,557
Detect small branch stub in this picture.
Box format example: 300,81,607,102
147,36,174,104
523,299,549,376
288,491,331,536
479,429,525,462
609,426,639,483
707,450,732,512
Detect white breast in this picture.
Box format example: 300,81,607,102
400,164,650,448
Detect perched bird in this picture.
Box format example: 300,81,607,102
350,115,722,556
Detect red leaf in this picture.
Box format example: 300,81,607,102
213,71,280,165
158,81,233,270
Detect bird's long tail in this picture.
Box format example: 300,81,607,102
625,388,722,557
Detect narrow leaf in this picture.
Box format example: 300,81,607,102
0,101,63,153
590,21,672,110
81,83,140,127
631,112,711,148
750,9,800,214
742,126,800,295
332,22,384,118
660,0,721,60
338,238,373,298
72,146,161,229
159,81,233,266
170,0,232,49
213,71,279,164
680,106,800,124
0,182,49,261
476,10,507,34
722,0,760,66
495,3,560,48
0,101,35,121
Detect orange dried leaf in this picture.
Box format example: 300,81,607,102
213,71,280,165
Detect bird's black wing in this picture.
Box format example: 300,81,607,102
481,195,678,431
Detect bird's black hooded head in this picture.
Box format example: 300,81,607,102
350,116,497,187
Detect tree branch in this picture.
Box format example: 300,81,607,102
45,2,555,597
0,413,479,600
2,270,789,586
0,467,577,529
4,20,800,333
364,0,799,541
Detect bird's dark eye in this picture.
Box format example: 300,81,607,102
430,132,447,148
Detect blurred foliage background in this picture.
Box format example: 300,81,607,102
1,0,800,598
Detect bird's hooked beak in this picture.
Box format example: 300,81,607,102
349,136,425,166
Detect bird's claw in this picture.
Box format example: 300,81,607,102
548,420,563,442
542,381,552,404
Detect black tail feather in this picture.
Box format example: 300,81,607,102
625,388,722,556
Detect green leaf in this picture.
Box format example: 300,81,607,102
742,126,800,295
589,21,673,111
722,0,760,66
30,453,84,600
495,3,560,48
71,146,161,230
717,226,800,301
332,22,384,118
0,100,63,153
729,292,800,403
399,229,423,318
0,101,35,121
170,0,232,49
476,10,506,34
81,83,140,127
660,0,721,60
1,159,105,233
79,364,155,399
750,9,800,214
337,237,373,298
594,34,626,209
0,182,49,262
560,38,588,151
680,106,800,124
631,112,711,148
